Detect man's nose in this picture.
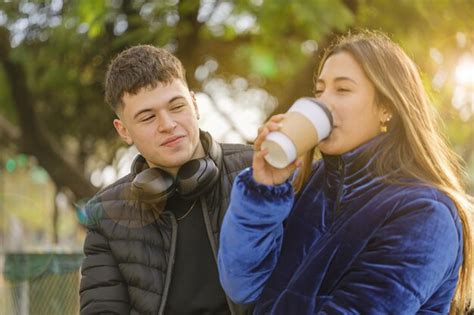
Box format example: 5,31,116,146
157,113,177,132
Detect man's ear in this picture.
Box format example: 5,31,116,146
113,119,133,145
190,91,199,120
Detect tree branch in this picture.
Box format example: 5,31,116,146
0,115,20,142
175,1,206,88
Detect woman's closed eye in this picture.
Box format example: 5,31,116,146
337,87,351,93
314,89,324,97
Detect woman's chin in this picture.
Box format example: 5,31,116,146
319,143,338,155
319,141,352,156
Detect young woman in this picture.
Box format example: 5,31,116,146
218,31,473,314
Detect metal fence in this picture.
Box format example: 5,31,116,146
1,252,83,315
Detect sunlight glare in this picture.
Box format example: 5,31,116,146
452,53,474,120
454,54,474,86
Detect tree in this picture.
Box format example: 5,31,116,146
0,0,473,204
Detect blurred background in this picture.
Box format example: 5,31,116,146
0,0,473,314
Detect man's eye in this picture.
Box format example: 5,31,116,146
140,115,154,122
171,104,185,111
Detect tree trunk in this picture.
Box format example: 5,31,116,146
0,28,97,202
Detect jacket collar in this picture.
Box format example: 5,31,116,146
322,135,384,176
131,130,223,176
200,130,223,170
321,135,386,207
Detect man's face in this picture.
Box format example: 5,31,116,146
113,79,204,176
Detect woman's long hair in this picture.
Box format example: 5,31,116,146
293,31,473,313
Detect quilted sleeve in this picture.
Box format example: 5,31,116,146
79,199,131,315
217,168,294,304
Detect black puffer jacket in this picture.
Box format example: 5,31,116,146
79,134,253,314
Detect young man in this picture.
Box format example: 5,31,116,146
79,45,253,314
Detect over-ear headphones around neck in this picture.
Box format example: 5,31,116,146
130,131,221,204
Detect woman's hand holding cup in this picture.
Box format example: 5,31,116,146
253,114,300,186
253,98,333,186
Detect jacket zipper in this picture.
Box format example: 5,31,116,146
334,158,345,218
158,213,178,315
200,197,238,315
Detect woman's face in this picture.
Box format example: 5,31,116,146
315,51,387,155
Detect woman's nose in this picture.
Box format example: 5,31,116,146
316,93,334,113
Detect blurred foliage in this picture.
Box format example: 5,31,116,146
0,0,472,199
0,158,83,249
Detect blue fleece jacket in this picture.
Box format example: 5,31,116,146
218,139,463,314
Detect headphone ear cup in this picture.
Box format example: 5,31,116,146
176,157,219,199
131,168,176,203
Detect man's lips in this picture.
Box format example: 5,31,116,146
161,135,185,146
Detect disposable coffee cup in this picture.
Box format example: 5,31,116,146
261,98,333,169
